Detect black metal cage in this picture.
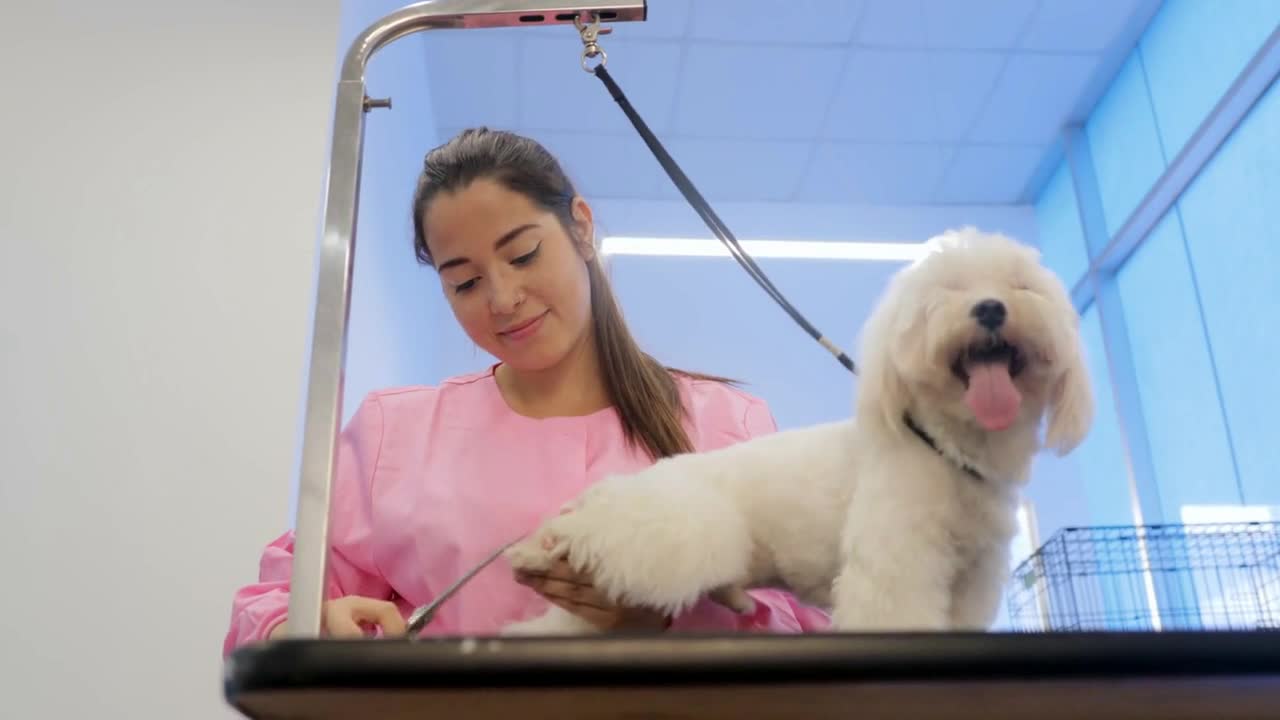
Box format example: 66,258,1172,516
1007,522,1280,631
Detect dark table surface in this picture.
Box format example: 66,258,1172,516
224,630,1280,720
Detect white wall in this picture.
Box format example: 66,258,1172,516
0,2,341,718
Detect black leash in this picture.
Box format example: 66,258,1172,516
584,46,856,375
575,20,997,482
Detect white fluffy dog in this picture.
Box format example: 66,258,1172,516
503,228,1093,635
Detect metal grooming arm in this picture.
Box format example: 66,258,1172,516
288,0,647,639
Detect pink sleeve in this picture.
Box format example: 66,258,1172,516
742,396,778,436
222,394,393,656
668,589,831,633
669,394,832,634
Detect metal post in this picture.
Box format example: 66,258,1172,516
287,0,647,639
1068,25,1280,311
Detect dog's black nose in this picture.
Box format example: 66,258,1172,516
971,299,1006,330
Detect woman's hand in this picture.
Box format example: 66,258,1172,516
267,595,407,640
515,559,671,632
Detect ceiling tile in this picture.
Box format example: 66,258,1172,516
517,37,684,134
857,0,1038,49
929,52,1010,140
967,53,1099,144
922,0,1041,49
932,144,1047,203
423,31,520,128
824,50,935,141
854,0,926,47
688,0,864,44
824,49,1005,142
796,142,954,204
653,138,815,202
673,44,847,139
515,129,667,200
1020,0,1147,52
414,1,1161,211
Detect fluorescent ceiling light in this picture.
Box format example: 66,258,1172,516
599,236,932,261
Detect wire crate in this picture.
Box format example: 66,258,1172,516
1007,522,1280,632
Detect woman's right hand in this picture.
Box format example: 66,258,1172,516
267,596,408,640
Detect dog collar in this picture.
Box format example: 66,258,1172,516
902,413,985,482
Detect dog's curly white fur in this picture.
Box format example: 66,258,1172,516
502,228,1093,635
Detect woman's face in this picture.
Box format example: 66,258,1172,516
423,177,596,372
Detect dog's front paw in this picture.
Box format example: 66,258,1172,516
505,525,570,575
506,470,755,617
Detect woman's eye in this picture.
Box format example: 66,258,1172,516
512,243,541,266
454,278,478,294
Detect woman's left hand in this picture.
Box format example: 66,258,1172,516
515,559,671,632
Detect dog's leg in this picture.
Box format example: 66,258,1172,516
949,544,1010,631
829,491,957,631
501,605,601,636
709,584,757,615
830,548,955,632
505,463,756,619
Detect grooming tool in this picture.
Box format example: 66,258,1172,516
404,536,525,638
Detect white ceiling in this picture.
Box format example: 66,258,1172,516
421,0,1163,206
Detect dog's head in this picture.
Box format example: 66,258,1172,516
855,227,1093,456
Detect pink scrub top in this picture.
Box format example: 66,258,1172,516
223,367,830,655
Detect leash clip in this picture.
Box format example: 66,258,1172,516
574,13,610,73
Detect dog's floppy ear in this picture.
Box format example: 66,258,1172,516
1045,330,1093,455
854,284,919,433
857,345,911,432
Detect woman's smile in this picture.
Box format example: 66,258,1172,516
498,309,549,342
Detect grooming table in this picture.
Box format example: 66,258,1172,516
224,630,1280,719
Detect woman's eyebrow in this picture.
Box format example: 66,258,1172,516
437,223,539,271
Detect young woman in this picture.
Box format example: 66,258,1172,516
223,128,829,654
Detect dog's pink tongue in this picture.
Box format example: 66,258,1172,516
965,362,1021,431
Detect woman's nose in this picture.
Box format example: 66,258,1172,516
487,275,524,315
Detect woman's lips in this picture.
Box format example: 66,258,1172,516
499,310,548,342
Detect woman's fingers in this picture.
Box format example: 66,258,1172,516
529,575,611,609
538,558,591,584
516,559,615,609
323,603,367,638
513,562,670,633
353,599,408,637
323,596,408,638
546,596,615,627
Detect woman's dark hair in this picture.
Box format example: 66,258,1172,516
411,127,732,460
